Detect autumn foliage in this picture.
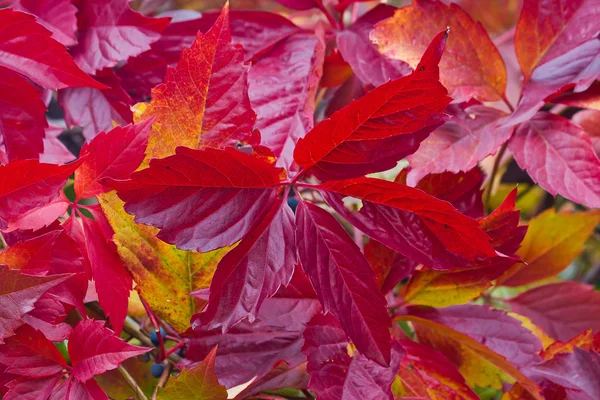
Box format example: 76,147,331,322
1,0,600,399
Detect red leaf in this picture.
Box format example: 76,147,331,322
233,363,309,400
406,104,513,185
0,9,103,90
406,304,543,367
111,147,284,252
365,239,418,294
0,324,66,378
337,5,411,87
321,178,496,270
508,281,600,342
22,295,73,342
293,30,450,181
70,0,169,74
0,66,46,162
509,0,600,124
74,119,152,199
187,297,320,388
48,377,109,400
68,319,149,382
302,313,402,399
396,167,485,219
0,267,70,344
275,0,317,10
295,199,391,365
198,196,297,331
2,375,64,400
78,208,132,335
0,159,81,231
573,109,600,155
60,68,133,142
13,0,77,46
508,112,600,208
249,32,325,170
40,125,76,165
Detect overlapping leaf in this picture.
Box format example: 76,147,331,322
13,0,77,46
293,30,450,180
372,0,507,102
364,239,418,294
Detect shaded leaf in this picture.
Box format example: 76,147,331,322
364,239,418,294
13,0,77,46
295,199,391,365
233,362,309,400
372,0,507,102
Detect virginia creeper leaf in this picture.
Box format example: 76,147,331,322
572,109,600,155
372,0,507,102
158,347,227,400
541,330,600,360
98,191,225,332
0,9,103,90
295,199,391,366
233,363,309,400
13,0,77,46
364,239,418,294
508,113,600,208
293,30,450,180
111,147,284,252
40,125,76,165
134,4,256,164
70,0,169,74
508,281,600,342
321,177,496,270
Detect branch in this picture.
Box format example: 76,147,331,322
118,365,149,400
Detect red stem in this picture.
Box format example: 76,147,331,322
140,297,166,362
316,0,342,30
295,182,322,189
165,340,186,357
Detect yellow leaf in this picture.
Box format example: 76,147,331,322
509,312,554,349
98,191,227,331
498,209,600,286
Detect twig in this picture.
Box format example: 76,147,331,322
484,142,508,210
118,365,149,400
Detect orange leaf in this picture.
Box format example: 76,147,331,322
371,0,506,102
541,330,600,360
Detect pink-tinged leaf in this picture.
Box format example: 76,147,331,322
396,167,485,219
3,194,70,234
0,158,82,231
572,109,600,155
118,10,301,102
49,377,108,400
0,66,46,162
302,313,402,400
187,297,321,388
60,68,133,142
74,119,152,199
526,348,600,400
275,0,316,10
13,0,77,46
2,375,64,400
70,0,169,74
508,112,600,208
295,199,391,365
0,9,103,90
555,82,600,111
397,339,479,399
275,265,318,299
321,178,496,270
508,281,600,342
111,147,284,252
0,267,70,344
509,0,600,125
68,319,149,382
405,305,543,367
406,104,512,186
22,296,73,342
233,362,309,400
40,125,75,165
294,31,450,180
78,208,132,335
198,196,296,331
337,5,411,87
249,32,325,170
0,324,66,378
365,240,418,294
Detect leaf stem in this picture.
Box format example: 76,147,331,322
140,297,166,362
165,340,186,357
484,142,508,211
295,182,321,189
316,0,342,30
152,362,173,400
501,94,515,113
118,365,149,400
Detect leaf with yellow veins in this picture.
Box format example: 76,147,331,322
499,209,600,286
98,191,227,332
135,3,256,166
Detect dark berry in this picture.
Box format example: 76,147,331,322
287,196,299,213
150,363,165,378
150,327,166,346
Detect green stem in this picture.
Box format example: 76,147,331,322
118,365,149,400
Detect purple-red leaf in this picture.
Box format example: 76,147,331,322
0,159,82,232
337,5,411,87
13,0,77,46
198,196,296,331
321,178,496,270
0,9,103,90
293,30,450,181
70,0,170,74
111,147,284,252
74,119,152,199
295,199,391,366
508,281,600,341
60,68,133,142
249,32,325,170
40,125,76,165
68,319,149,382
508,112,600,208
